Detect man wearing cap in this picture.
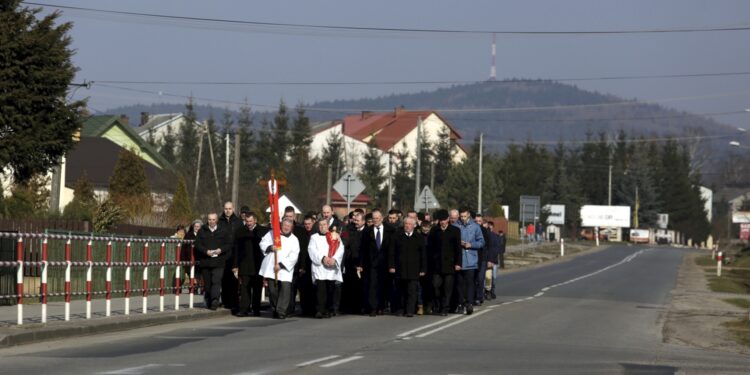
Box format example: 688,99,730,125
428,209,462,315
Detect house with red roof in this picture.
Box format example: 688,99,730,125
310,107,466,174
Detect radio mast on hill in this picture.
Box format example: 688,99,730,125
489,33,497,81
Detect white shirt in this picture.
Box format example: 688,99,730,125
308,233,344,282
258,231,300,283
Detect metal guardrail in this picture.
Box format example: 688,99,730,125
0,231,197,325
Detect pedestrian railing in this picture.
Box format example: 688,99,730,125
0,231,197,325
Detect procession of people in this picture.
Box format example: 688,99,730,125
192,201,506,319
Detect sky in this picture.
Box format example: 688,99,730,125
31,0,750,130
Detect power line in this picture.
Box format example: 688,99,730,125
89,71,750,86
26,2,750,36
91,83,750,114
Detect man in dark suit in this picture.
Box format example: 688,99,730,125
427,209,462,315
232,212,268,316
317,204,341,234
358,209,395,316
219,201,243,310
195,212,233,310
388,217,427,317
341,211,365,314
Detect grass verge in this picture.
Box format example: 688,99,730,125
723,298,750,309
723,319,750,348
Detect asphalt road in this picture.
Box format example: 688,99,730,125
1,245,748,374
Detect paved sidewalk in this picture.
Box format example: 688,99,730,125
0,292,231,347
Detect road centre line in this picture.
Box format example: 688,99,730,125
396,314,463,337
296,355,340,367
415,309,492,338
319,355,364,368
400,248,650,340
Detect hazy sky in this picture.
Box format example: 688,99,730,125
34,0,750,128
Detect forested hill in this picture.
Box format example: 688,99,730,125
108,79,735,150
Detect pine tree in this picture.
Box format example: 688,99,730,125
360,136,385,208
167,176,192,225
62,173,97,220
392,144,415,211
321,130,344,176
543,142,583,235
286,105,324,211
159,126,177,165
5,175,50,218
93,199,125,233
433,127,455,190
178,97,200,195
0,1,85,183
270,100,291,173
109,148,151,217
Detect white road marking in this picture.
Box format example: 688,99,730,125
415,309,492,338
319,355,364,368
398,248,651,341
396,314,463,337
296,355,340,367
97,364,184,375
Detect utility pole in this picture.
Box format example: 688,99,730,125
231,132,240,208
387,151,393,210
478,132,483,213
193,126,205,204
414,117,422,210
205,122,223,206
607,157,613,206
326,164,332,206
430,162,435,191
225,133,230,189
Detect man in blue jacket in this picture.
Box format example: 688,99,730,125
452,207,485,315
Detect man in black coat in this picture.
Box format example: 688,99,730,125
195,212,233,310
295,215,316,316
427,209,462,315
358,209,395,316
388,217,427,317
232,212,268,316
219,202,243,310
474,213,491,305
341,211,365,314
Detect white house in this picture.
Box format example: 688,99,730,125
309,108,467,175
136,113,200,144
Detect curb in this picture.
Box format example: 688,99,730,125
0,308,231,348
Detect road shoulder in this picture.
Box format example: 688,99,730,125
662,250,750,355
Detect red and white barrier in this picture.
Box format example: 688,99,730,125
125,241,132,315
41,238,48,323
64,238,72,321
86,240,93,319
0,232,194,325
106,241,112,317
16,237,23,325
174,243,182,311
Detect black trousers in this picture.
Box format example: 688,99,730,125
201,266,224,308
316,279,341,315
286,271,299,315
456,269,476,306
341,269,363,314
238,274,262,314
365,268,385,312
432,273,455,313
398,279,418,315
474,260,487,303
267,279,292,317
221,263,239,309
298,272,316,316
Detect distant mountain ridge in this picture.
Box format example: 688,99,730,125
106,80,735,148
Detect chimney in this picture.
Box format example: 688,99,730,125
119,114,129,125
140,112,150,126
394,106,405,116
361,111,373,120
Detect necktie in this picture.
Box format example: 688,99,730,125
376,227,382,250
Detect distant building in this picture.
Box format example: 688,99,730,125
135,112,200,145
47,115,175,213
309,108,466,175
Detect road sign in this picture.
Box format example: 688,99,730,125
333,171,366,210
415,185,440,211
520,195,540,224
